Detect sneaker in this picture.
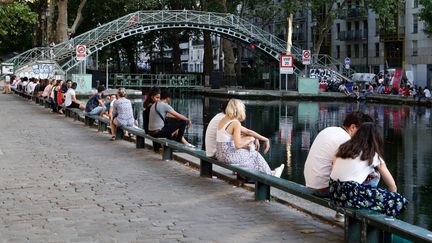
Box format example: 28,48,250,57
273,164,285,178
186,143,196,148
334,212,345,223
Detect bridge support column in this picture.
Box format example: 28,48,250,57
200,160,212,177
255,181,270,201
136,136,145,149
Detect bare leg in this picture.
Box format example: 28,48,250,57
110,118,117,140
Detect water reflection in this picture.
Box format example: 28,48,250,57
146,95,432,230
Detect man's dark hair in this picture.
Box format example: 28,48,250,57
160,89,171,100
97,85,105,93
220,100,229,113
72,82,77,89
342,111,373,128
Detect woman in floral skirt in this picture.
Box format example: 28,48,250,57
329,122,408,217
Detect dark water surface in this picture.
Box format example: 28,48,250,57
141,95,432,230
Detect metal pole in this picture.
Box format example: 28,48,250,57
285,75,288,91
106,59,109,89
96,50,99,70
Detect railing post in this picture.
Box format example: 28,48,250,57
255,181,270,201
162,145,173,161
85,117,94,126
98,121,107,132
345,215,362,242
365,223,390,243
136,136,145,148
116,128,124,140
200,159,212,177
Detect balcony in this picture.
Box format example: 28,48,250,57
338,30,367,42
339,7,368,20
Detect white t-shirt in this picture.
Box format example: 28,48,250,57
304,127,351,189
424,89,431,98
205,113,225,157
64,88,76,107
330,153,382,184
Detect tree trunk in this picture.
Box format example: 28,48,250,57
203,31,213,76
236,41,242,81
171,31,181,73
286,14,293,54
221,0,236,78
56,0,68,43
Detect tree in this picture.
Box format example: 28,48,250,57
419,0,432,37
54,0,87,43
0,1,38,56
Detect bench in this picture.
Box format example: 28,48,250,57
12,89,432,242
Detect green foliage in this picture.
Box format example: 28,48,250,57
0,2,38,55
419,0,432,37
368,0,405,32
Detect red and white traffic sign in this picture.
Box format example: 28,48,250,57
76,44,87,61
280,54,294,74
302,50,311,65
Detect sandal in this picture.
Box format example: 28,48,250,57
110,136,116,141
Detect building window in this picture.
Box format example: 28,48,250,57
337,23,341,39
347,45,352,57
354,44,359,58
336,45,340,58
412,40,418,56
414,0,419,8
413,14,418,33
375,43,379,57
363,43,367,57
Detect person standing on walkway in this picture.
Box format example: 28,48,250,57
329,122,408,217
148,89,194,147
304,111,373,197
110,88,134,141
64,80,85,110
85,85,106,116
215,99,284,177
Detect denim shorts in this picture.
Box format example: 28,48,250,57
88,106,104,115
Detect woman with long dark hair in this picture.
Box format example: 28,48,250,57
329,122,408,217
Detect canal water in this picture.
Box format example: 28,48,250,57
134,94,432,230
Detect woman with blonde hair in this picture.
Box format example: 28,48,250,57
215,99,284,177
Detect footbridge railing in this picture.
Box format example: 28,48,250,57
111,73,203,88
4,10,355,80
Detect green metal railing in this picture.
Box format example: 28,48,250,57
112,73,203,88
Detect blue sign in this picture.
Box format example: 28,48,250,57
345,57,351,65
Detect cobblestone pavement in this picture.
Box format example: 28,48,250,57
0,94,343,242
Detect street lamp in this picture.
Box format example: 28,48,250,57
106,57,113,89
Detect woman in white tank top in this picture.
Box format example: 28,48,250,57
215,99,284,177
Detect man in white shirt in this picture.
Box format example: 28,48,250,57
64,80,85,110
304,111,373,197
424,87,431,99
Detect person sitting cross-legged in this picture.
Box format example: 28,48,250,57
85,85,106,116
110,88,134,141
148,89,194,147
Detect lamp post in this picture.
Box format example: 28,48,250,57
106,57,113,89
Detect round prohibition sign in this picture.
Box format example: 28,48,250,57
76,45,86,54
303,52,310,59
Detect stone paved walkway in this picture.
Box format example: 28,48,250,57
0,94,343,242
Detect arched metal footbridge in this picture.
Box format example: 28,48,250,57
5,10,354,80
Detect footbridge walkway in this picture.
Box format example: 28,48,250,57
0,93,344,242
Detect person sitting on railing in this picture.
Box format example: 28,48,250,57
110,88,134,141
85,85,106,116
148,89,194,147
143,86,161,134
329,122,408,217
64,80,85,111
215,99,284,177
2,75,12,94
42,79,54,99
